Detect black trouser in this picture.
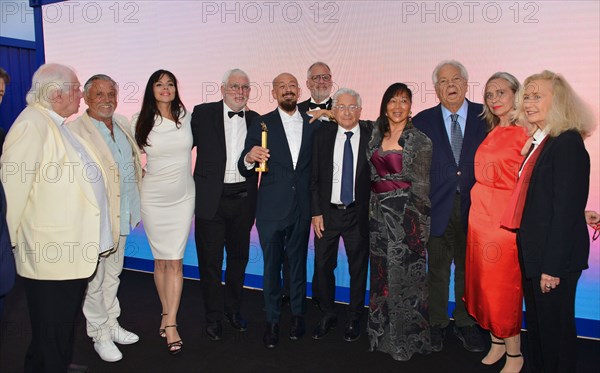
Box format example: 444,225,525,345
314,205,368,320
195,183,253,323
23,277,88,373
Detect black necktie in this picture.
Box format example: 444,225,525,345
340,131,354,206
228,111,244,118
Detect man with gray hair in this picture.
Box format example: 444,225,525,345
191,69,260,341
310,88,371,342
68,74,142,362
413,60,487,353
0,63,108,371
298,61,334,114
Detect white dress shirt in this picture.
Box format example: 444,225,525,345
223,102,247,183
331,124,360,204
519,128,548,177
278,107,304,169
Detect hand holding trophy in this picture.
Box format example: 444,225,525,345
255,122,268,172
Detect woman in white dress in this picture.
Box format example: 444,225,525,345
133,70,194,355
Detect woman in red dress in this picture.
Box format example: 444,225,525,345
464,72,529,372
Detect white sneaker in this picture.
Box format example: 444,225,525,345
94,340,122,362
111,325,140,345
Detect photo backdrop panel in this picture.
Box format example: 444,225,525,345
41,1,599,336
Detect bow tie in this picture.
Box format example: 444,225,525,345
228,110,244,118
309,101,330,110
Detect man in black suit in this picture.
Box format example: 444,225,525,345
238,73,320,349
191,68,259,341
413,60,487,353
310,88,370,342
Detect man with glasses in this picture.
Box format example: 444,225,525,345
191,69,260,341
310,88,370,342
239,73,321,349
298,61,334,114
412,60,487,353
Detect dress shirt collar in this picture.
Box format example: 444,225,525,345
44,107,67,126
278,106,303,121
336,123,359,137
441,99,468,122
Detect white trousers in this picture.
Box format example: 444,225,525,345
83,235,126,341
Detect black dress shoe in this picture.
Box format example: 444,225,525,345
312,317,337,340
225,312,248,332
454,325,485,352
206,321,222,341
344,320,361,342
281,295,290,307
67,363,89,373
289,315,306,340
263,322,279,349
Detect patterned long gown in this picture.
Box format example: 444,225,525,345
366,122,433,361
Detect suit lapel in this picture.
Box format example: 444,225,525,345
215,101,227,158
268,110,295,169
461,100,479,164
297,112,314,167
356,124,369,178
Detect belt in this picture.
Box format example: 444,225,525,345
330,202,355,210
223,191,248,200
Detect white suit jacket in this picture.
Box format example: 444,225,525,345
0,104,108,280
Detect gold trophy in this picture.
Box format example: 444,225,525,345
255,122,268,172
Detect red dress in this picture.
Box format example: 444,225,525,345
464,125,529,338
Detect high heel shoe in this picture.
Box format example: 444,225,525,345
502,352,524,373
165,324,183,355
159,313,168,338
481,340,506,367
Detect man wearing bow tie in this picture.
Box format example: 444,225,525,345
298,62,334,114
191,69,260,341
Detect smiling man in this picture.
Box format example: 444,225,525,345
413,60,487,353
298,61,334,114
239,72,321,349
68,74,143,362
191,69,260,341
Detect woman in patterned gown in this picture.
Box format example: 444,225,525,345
366,83,433,361
464,72,529,372
134,70,194,355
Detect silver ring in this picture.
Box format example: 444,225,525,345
545,285,551,288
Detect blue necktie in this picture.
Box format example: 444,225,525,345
340,131,354,206
450,113,463,165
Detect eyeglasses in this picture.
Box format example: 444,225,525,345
228,84,251,92
310,74,332,82
333,105,360,112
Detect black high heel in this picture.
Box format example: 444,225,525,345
165,324,183,355
159,313,168,338
481,340,506,367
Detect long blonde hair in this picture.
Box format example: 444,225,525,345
514,70,596,138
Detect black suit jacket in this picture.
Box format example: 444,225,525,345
191,100,259,220
310,121,371,236
413,100,487,236
238,108,320,222
519,130,590,278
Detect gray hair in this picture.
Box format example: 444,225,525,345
332,88,361,108
83,74,118,96
221,68,249,86
306,61,331,78
432,60,469,85
25,63,77,108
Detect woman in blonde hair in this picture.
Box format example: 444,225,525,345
464,72,529,373
504,70,595,373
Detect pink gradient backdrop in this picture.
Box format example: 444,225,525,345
41,1,598,328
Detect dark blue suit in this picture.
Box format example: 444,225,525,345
413,100,487,328
238,108,320,323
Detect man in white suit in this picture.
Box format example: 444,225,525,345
68,74,143,362
0,63,110,372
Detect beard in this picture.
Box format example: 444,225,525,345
279,97,297,112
